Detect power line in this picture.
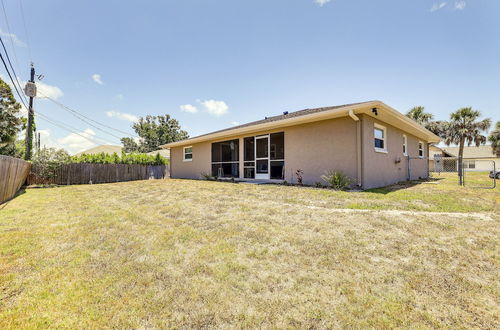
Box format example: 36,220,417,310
36,111,119,146
38,91,138,139
1,0,24,78
18,0,32,62
0,35,29,106
0,46,29,111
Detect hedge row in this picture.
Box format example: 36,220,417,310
71,152,168,165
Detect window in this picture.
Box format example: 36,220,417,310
374,124,387,153
464,160,476,169
403,135,407,156
211,139,239,177
183,146,193,161
418,141,424,158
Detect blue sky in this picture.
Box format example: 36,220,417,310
1,0,499,153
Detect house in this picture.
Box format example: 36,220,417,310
428,145,454,170
75,145,123,156
431,145,499,171
161,101,440,189
146,149,170,160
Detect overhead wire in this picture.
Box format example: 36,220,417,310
18,0,32,62
0,42,118,147
38,91,139,139
36,111,120,146
0,45,29,111
0,0,24,83
0,35,29,107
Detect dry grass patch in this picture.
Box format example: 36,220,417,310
0,176,499,328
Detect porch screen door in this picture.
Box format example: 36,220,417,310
255,135,270,180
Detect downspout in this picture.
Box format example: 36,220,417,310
348,109,362,187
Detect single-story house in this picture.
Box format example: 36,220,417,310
161,101,440,189
146,149,171,159
431,145,499,171
75,145,123,156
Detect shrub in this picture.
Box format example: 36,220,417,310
314,181,324,188
70,152,168,165
321,170,352,190
200,172,215,181
295,169,304,185
32,147,71,182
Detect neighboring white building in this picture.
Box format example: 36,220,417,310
430,145,499,171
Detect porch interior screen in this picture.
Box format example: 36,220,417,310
211,139,239,177
243,132,284,179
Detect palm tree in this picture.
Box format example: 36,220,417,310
443,107,491,184
488,122,500,157
406,106,434,126
406,106,444,136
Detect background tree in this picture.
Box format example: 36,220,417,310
0,77,26,156
406,106,444,135
121,114,188,153
120,137,140,153
488,121,500,157
406,106,434,126
442,107,491,184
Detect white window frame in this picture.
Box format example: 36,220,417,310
374,123,387,153
403,134,408,156
183,146,193,162
418,141,424,158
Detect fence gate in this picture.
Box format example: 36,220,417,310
463,159,497,189
431,155,497,189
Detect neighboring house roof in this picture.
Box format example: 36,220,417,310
75,145,123,156
161,100,440,148
429,145,454,157
146,149,170,158
441,145,497,159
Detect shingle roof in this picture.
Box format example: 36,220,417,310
192,101,375,139
441,145,496,158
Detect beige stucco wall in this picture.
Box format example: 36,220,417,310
171,117,359,184
283,117,358,185
361,114,428,189
170,115,431,189
170,142,212,180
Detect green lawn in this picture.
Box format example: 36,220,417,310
0,175,498,328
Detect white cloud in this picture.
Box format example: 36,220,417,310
199,99,229,117
314,0,332,6
105,110,139,122
38,128,99,155
454,1,466,10
36,81,64,100
180,104,198,113
0,29,26,47
0,74,63,101
430,2,447,12
230,121,240,126
92,74,103,85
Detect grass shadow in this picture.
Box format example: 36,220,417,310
365,178,444,194
0,187,27,210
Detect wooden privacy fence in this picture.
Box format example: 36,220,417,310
28,163,169,185
0,155,32,204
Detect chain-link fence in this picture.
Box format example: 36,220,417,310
430,155,497,188
463,159,497,189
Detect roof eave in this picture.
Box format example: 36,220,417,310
161,101,440,148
